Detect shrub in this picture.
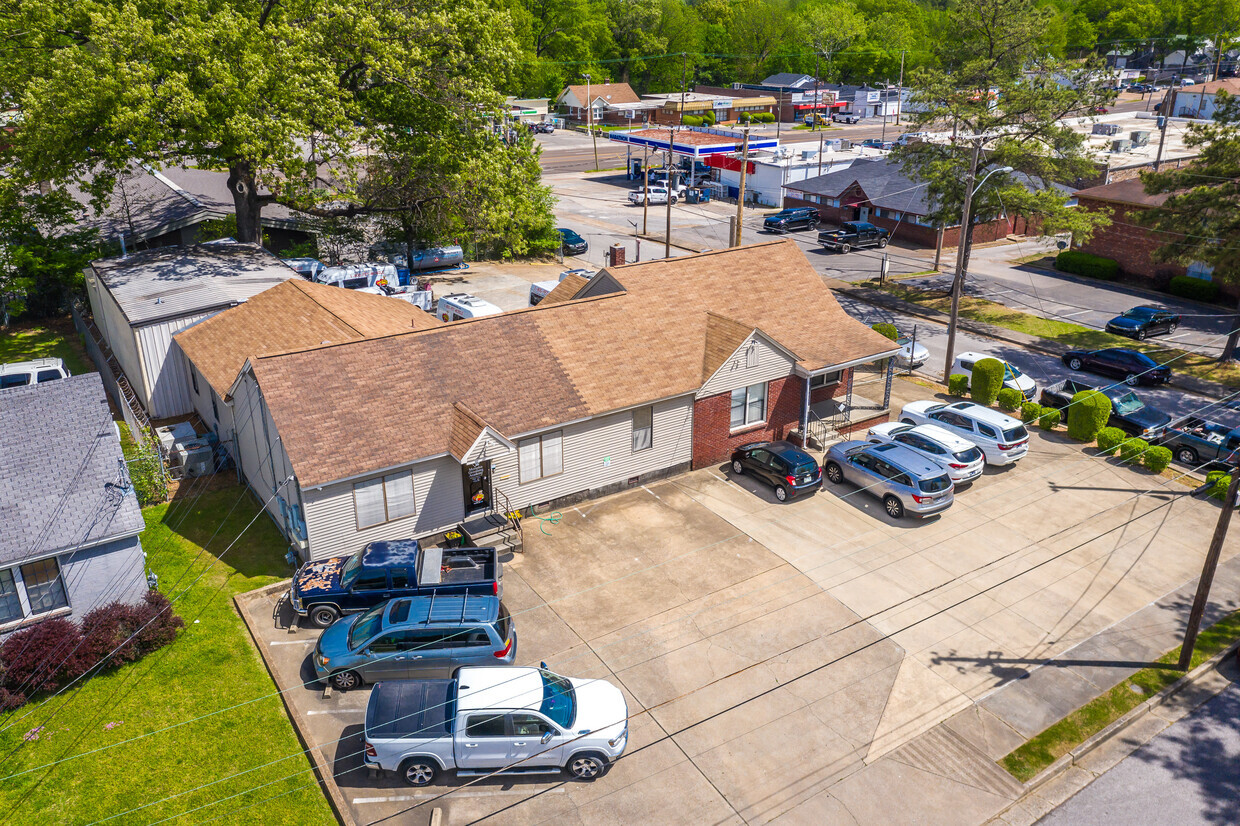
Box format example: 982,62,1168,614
996,388,1023,412
871,322,899,341
1210,474,1235,501
129,428,168,506
970,358,1005,406
1144,445,1172,473
0,618,84,694
681,115,703,127
1067,390,1112,441
1096,427,1128,455
738,112,751,124
1167,275,1220,303
753,113,776,123
1055,250,1119,280
1038,408,1061,430
78,592,183,669
948,374,970,396
1020,401,1043,423
1118,436,1149,463
701,110,716,126
1207,469,1229,486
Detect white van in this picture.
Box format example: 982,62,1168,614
0,358,70,390
436,293,502,322
529,269,596,306
314,263,400,291
950,352,1037,400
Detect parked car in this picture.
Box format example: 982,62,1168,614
1104,306,1181,340
897,132,930,145
1038,378,1172,439
823,441,955,519
949,352,1037,400
437,292,503,322
557,228,588,256
866,422,985,485
833,113,860,124
364,665,629,785
288,540,503,628
646,169,689,195
628,186,677,206
1062,347,1171,386
763,207,820,233
861,138,895,150
530,122,555,134
0,358,70,390
313,594,515,689
1157,417,1240,467
1092,106,1110,114
729,440,823,502
899,401,1031,465
818,221,889,253
897,335,930,369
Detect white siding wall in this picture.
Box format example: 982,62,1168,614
231,371,296,531
698,333,797,398
301,456,466,560
135,312,215,419
83,268,147,403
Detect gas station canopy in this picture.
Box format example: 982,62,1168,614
606,126,780,158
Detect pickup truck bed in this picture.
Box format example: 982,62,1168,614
367,679,454,740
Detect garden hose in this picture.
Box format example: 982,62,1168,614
530,511,562,536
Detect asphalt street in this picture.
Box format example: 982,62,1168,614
1037,664,1240,826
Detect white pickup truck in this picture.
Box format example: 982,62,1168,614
364,665,629,786
628,185,677,206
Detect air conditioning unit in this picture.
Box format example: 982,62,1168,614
1092,122,1120,136
837,139,852,151
1111,138,1132,153
801,149,817,160
1130,130,1151,146
182,442,214,477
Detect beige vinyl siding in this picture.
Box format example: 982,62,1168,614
492,395,694,511
83,267,148,404
697,332,797,399
136,313,213,418
231,371,296,529
301,456,466,560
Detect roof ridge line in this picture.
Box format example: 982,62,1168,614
288,279,367,337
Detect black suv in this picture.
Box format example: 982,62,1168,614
763,208,820,233
818,221,889,253
729,440,823,502
557,228,588,256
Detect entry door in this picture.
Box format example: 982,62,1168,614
859,206,870,222
463,461,492,513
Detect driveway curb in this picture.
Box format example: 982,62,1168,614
983,639,1240,826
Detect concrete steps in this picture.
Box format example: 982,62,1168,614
460,513,523,555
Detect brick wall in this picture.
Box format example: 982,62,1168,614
781,191,1024,249
692,375,805,468
1076,197,1187,286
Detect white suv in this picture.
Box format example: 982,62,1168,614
0,358,70,390
867,422,986,484
899,401,1030,465
950,352,1037,400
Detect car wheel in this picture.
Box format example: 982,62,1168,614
825,462,844,484
1125,373,1140,386
567,753,607,781
400,758,438,787
878,238,888,248
309,605,339,628
774,485,789,502
330,670,361,691
883,495,905,519
1177,446,1199,465
809,220,820,229
1168,322,1178,334
1068,357,1083,371
731,459,744,475
1136,329,1147,340
839,243,851,254
670,197,678,204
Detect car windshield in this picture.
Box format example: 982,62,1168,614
1111,392,1145,415
897,337,912,346
954,447,983,463
1122,307,1156,320
339,550,364,589
348,604,385,650
1003,363,1024,380
793,461,818,476
919,475,952,493
558,229,581,243
540,670,577,729
1002,425,1029,443
1129,351,1159,368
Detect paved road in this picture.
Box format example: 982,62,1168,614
1037,669,1240,826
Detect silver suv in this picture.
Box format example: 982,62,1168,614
823,440,955,519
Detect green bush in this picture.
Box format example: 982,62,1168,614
948,374,970,397
738,112,751,124
1167,275,1220,303
1020,401,1043,423
1118,437,1149,464
996,388,1023,412
701,110,716,126
970,358,1005,406
1037,408,1060,429
1055,250,1120,280
1207,469,1229,486
1210,474,1235,501
681,115,703,127
871,322,899,341
1144,445,1172,473
753,112,776,123
1067,390,1113,441
1096,427,1127,455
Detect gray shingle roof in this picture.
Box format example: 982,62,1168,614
760,73,818,89
89,242,298,325
0,374,144,566
785,158,934,215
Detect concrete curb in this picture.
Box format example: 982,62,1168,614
1015,259,1233,316
985,639,1240,825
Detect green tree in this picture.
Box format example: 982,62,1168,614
0,188,99,323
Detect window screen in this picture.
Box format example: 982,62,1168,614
20,558,68,614
730,383,768,429
384,472,415,520
353,477,387,529
632,406,653,452
353,472,415,528
0,570,21,623
518,432,563,482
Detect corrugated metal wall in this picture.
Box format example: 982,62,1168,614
135,312,215,419
83,267,148,403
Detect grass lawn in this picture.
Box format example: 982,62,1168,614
0,319,92,376
865,279,1240,389
1000,608,1240,782
0,487,334,826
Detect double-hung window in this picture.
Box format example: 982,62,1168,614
353,470,416,529
0,558,70,626
632,406,653,452
518,431,563,483
730,382,768,430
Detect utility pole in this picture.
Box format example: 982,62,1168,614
943,140,982,382
1153,88,1172,171
666,53,687,259
584,73,599,172
895,50,906,126
734,126,750,247
642,164,650,235
777,88,784,139
1179,471,1240,670
813,51,821,131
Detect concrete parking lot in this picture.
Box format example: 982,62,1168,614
238,377,1240,826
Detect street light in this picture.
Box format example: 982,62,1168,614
942,161,1014,382
583,72,599,172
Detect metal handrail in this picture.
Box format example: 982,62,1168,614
494,486,523,547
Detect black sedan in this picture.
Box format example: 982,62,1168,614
729,440,822,502
1104,306,1181,340
557,228,588,256
1062,347,1171,386
763,208,820,233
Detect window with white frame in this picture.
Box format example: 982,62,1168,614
730,382,768,429
518,431,563,483
0,558,70,625
809,370,842,389
632,406,653,452
353,470,416,529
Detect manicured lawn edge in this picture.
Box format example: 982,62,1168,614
1000,608,1240,782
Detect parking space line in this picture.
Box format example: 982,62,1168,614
306,708,366,715
352,788,566,804
268,639,313,646
1060,309,1091,318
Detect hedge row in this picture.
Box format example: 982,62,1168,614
1055,250,1120,280
1167,275,1219,303
1097,426,1171,472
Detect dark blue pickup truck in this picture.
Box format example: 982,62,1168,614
289,540,502,628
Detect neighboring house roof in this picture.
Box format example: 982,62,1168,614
0,374,143,566
1074,177,1172,208
174,278,439,399
249,240,899,488
785,158,934,215
88,242,298,326
760,74,818,89
1174,78,1240,96
560,83,640,107
538,274,589,306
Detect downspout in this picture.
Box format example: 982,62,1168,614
801,374,811,448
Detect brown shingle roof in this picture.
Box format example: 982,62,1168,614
1074,177,1172,209
701,313,757,383
174,279,438,398
562,82,640,106
252,240,899,487
539,274,589,306
448,402,491,462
